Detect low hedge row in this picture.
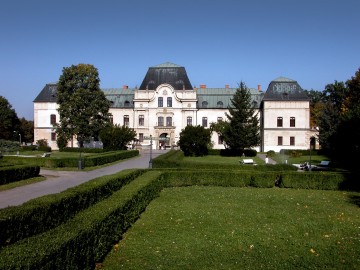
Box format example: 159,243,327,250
3,150,139,168
0,165,40,185
0,171,164,270
152,150,184,168
208,148,257,157
60,147,104,153
279,171,355,190
0,169,145,248
279,149,322,156
162,170,280,188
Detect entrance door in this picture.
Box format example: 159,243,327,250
159,133,168,150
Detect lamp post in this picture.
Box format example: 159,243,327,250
149,135,153,168
13,131,21,145
309,136,314,171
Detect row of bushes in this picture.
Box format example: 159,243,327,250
152,150,184,168
279,149,322,156
0,169,145,248
0,165,40,185
160,169,357,190
0,171,164,270
207,148,257,157
60,147,105,153
3,150,139,168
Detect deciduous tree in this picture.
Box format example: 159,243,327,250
99,124,136,151
0,96,20,140
178,125,211,156
56,64,111,148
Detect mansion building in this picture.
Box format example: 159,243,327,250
34,62,313,152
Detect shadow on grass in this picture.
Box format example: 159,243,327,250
348,194,360,207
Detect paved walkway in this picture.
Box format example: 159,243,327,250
0,150,166,209
257,153,277,165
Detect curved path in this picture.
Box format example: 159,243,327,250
0,150,166,209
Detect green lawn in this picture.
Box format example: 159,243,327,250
102,187,360,269
184,155,265,165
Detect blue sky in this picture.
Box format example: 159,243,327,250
1,0,359,120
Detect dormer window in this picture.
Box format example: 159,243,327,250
124,100,130,107
217,101,223,108
202,101,208,108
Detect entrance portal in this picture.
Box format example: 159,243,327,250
159,133,169,150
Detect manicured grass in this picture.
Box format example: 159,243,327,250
102,187,360,269
0,176,46,191
184,155,265,165
272,153,329,165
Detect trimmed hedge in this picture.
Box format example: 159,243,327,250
152,150,184,168
0,171,164,270
60,147,105,153
279,171,352,190
0,165,40,185
0,169,145,248
162,170,280,188
2,150,139,168
207,148,257,157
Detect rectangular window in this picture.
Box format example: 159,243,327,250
290,136,295,146
109,114,113,124
166,116,172,126
290,117,295,127
218,135,223,144
158,97,163,107
278,136,283,146
51,132,56,141
187,116,192,126
50,114,56,125
277,117,283,127
217,117,223,122
124,115,129,127
167,97,172,107
158,116,164,126
202,117,208,127
139,133,144,142
139,115,144,126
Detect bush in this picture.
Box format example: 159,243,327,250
152,150,184,168
178,125,211,156
20,145,37,151
60,147,104,153
0,165,40,185
266,150,275,157
0,169,145,248
207,149,221,155
0,171,164,270
243,149,257,157
0,139,20,152
38,146,52,152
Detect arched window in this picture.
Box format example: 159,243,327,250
124,100,130,107
202,101,208,108
217,101,223,108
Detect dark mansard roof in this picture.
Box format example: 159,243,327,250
263,77,309,101
139,62,193,90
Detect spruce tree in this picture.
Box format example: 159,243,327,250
223,81,260,151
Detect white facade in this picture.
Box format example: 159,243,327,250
33,63,313,152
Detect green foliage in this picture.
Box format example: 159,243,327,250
0,169,145,248
57,64,111,148
19,117,33,144
0,165,40,185
152,150,184,168
223,82,260,151
55,128,68,150
99,124,136,151
36,139,48,147
60,147,104,153
178,125,211,156
266,150,276,157
38,146,52,152
20,145,37,151
0,139,20,152
0,96,20,140
0,171,164,270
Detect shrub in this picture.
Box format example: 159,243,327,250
0,169,145,247
38,146,52,152
178,125,211,156
36,139,48,147
243,149,257,157
152,150,184,168
266,150,275,157
60,147,104,153
0,171,164,270
0,165,40,185
0,139,20,152
207,149,221,155
20,145,37,151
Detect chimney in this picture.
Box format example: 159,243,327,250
257,85,261,91
123,85,128,89
200,84,206,88
225,84,230,89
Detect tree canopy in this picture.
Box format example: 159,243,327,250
56,64,111,147
0,96,20,141
99,124,137,151
222,82,260,152
178,125,211,156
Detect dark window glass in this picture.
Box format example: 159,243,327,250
166,117,172,126
290,136,295,146
139,115,144,126
187,116,192,126
124,115,129,127
158,97,163,107
158,116,164,126
167,97,172,107
202,117,208,127
290,117,295,127
278,136,283,145
50,114,56,125
277,117,283,127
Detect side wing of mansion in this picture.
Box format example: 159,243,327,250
33,62,314,152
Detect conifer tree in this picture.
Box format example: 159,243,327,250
223,81,260,151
